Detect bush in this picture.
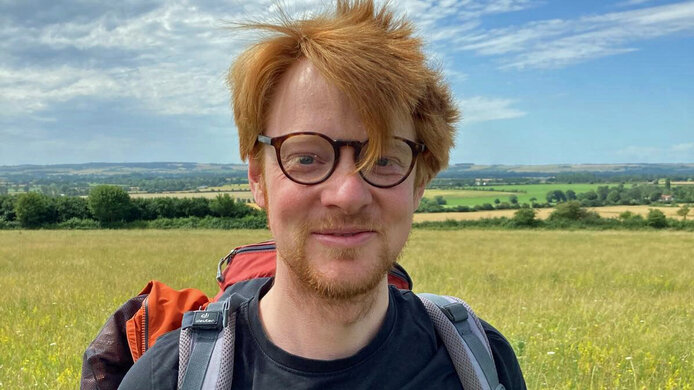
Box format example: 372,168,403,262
57,218,100,230
0,218,20,229
55,196,91,222
88,185,132,224
15,192,57,228
511,208,538,227
210,194,250,218
646,209,668,229
0,194,17,221
549,201,598,221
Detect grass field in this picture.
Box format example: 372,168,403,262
425,183,621,207
1,230,692,388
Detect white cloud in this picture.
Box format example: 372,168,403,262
457,96,526,123
0,0,540,118
453,1,694,69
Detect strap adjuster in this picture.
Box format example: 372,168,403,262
441,302,469,323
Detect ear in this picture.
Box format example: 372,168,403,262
413,181,426,211
248,157,267,209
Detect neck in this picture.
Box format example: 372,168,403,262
259,264,390,360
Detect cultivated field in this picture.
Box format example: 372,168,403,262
1,230,692,388
424,183,621,207
414,205,687,222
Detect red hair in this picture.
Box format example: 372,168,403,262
228,0,458,187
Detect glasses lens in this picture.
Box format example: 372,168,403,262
360,138,413,187
279,134,335,184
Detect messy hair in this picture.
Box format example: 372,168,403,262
228,0,458,187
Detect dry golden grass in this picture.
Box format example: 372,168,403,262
1,229,692,388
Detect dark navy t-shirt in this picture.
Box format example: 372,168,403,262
119,280,525,389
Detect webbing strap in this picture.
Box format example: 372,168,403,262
419,293,504,390
179,294,245,390
180,330,219,390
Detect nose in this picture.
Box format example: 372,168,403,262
319,148,373,214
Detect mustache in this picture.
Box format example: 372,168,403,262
308,213,381,233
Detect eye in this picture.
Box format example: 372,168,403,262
376,157,404,168
298,155,315,165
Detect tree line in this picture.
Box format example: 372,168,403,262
415,201,693,231
416,183,694,213
0,185,265,229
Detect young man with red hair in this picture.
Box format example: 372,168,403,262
120,1,525,388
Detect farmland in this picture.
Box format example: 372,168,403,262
1,229,692,389
424,183,620,207
413,205,686,222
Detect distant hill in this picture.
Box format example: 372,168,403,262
0,162,248,179
439,163,694,179
1,162,693,181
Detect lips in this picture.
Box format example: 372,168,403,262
311,228,377,247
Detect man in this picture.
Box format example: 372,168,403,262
119,1,525,388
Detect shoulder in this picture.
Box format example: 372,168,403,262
481,320,527,390
118,329,180,390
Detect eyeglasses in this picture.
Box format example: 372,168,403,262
257,132,426,188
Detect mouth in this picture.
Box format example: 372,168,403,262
311,228,377,247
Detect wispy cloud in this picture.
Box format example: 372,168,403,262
457,96,526,123
453,1,694,69
616,0,660,7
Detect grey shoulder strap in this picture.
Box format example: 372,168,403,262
418,293,505,390
178,297,240,390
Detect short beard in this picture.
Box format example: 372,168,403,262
277,214,396,302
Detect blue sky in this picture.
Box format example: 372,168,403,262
1,0,692,166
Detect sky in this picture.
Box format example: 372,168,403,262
1,0,693,166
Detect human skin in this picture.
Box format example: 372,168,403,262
249,58,425,359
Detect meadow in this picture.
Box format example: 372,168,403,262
424,183,620,207
1,229,692,389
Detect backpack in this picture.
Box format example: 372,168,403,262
81,241,504,390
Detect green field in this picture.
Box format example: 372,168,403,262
1,230,692,389
425,183,621,207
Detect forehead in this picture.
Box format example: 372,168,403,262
265,59,415,140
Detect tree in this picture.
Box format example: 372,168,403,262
210,194,248,218
546,190,567,204
565,190,576,200
509,195,518,205
665,178,671,190
607,190,620,204
548,201,596,221
677,205,690,221
433,195,447,206
15,192,56,228
646,209,668,228
55,196,91,222
512,207,537,227
88,185,132,224
0,195,17,221
494,198,500,205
